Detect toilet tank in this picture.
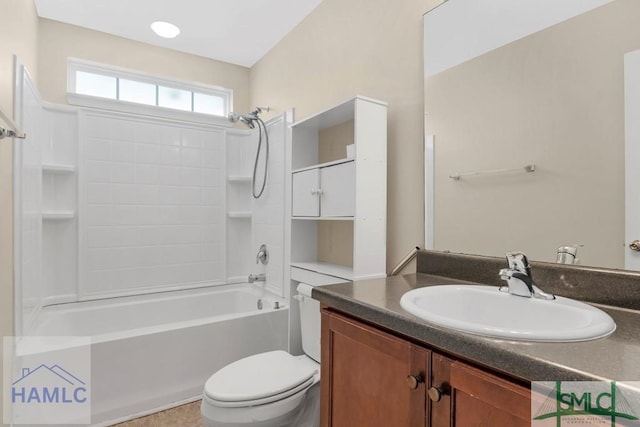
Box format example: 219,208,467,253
296,283,322,363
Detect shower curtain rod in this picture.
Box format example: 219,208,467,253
0,107,26,140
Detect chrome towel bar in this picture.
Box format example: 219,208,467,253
449,164,535,181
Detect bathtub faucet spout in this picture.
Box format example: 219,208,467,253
248,273,266,283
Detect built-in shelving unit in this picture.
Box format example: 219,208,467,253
289,95,387,279
42,163,76,221
286,95,387,353
40,104,79,304
225,130,255,282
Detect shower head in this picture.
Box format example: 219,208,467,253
228,107,271,129
228,112,256,128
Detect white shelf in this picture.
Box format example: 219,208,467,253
290,262,353,281
42,163,75,174
227,211,252,219
292,158,354,174
227,176,252,183
42,210,75,220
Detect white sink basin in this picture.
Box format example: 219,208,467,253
400,285,616,342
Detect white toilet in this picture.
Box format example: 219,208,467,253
201,283,322,427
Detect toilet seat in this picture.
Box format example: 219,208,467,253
204,376,315,408
203,351,317,408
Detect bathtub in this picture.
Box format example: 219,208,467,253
27,283,289,426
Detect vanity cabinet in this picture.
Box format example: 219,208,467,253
320,308,428,426
320,309,531,427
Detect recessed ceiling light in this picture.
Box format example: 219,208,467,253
151,21,180,39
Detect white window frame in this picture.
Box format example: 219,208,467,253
67,57,234,127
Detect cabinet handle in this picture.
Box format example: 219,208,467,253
406,374,424,390
428,386,444,402
310,188,323,196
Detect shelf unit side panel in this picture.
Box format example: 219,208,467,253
353,100,387,279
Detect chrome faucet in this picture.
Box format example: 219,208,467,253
248,273,266,283
498,252,555,300
256,244,268,265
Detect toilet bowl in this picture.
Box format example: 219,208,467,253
202,283,322,427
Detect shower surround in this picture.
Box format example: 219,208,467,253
12,67,289,424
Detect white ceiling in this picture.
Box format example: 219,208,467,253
34,0,323,67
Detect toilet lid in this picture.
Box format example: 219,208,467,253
204,351,317,405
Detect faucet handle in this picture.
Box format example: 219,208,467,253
256,244,268,265
505,252,531,277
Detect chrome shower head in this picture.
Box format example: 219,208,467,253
228,107,270,129
228,112,256,129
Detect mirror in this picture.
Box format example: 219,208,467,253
423,0,640,270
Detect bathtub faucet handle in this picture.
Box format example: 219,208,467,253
256,244,268,265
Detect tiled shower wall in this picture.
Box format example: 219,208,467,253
81,112,225,298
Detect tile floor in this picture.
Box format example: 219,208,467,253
114,401,203,427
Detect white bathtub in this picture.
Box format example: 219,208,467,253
29,283,289,426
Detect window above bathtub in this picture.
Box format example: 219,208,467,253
67,58,234,127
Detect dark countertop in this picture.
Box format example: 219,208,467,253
312,273,640,384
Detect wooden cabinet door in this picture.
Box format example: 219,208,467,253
321,310,428,427
431,355,531,427
430,353,453,427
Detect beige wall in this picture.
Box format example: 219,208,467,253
37,19,251,114
251,0,438,271
426,0,639,268
0,1,39,423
